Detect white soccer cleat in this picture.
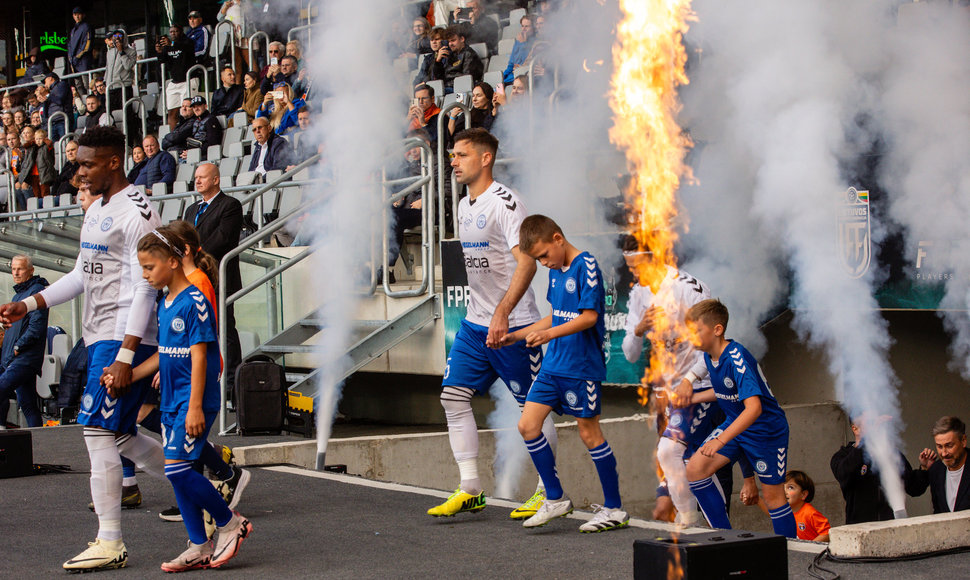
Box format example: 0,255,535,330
210,511,253,568
579,504,630,533
522,496,573,528
63,538,128,572
160,540,213,572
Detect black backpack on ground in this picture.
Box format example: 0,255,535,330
235,356,286,435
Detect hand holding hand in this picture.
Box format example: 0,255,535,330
525,329,553,348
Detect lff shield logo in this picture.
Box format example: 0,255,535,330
838,187,871,278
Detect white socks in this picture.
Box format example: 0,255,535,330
85,428,123,541
116,431,165,480
441,387,481,495
657,436,697,523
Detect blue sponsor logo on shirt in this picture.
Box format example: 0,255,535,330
81,242,110,253
462,241,490,249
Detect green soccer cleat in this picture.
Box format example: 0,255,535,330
427,489,487,517
510,488,545,520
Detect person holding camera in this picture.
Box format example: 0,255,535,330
256,83,304,136
451,0,498,55
431,26,484,92
104,30,140,145
156,26,197,131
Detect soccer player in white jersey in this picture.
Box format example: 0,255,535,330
0,126,165,572
427,128,559,519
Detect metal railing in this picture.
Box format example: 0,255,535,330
287,24,313,52
213,20,237,75
47,111,69,143
122,96,149,140
55,131,77,171
185,64,210,99
247,32,270,77
436,101,471,236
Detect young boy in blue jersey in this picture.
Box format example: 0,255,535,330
107,226,253,570
500,215,628,532
682,299,796,538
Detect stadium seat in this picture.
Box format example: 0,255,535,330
42,196,57,210
160,198,183,223
26,198,40,212
134,38,146,58
224,140,244,159
469,43,488,60
176,163,196,183
231,111,248,127
152,182,168,196
59,193,73,208
442,93,460,108
488,56,508,73
236,171,257,186
292,168,310,182
241,154,253,170
483,71,504,89
265,170,283,183
133,184,147,195
502,25,516,41
37,354,61,400
54,57,67,76
158,124,171,141
219,158,239,177
509,8,526,25
207,144,222,160
184,148,202,164
498,39,515,55
142,94,157,112
454,75,474,94
426,80,444,103
146,82,160,95
276,189,303,218
173,181,189,193
216,115,227,129
51,333,71,363
221,175,235,187
242,126,255,144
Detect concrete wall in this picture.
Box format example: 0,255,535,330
238,401,849,533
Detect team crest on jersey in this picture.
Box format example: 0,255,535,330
756,460,768,473
798,522,806,531
100,217,113,231
669,413,683,428
509,380,521,394
82,393,94,410
860,464,867,476
565,278,576,294
723,377,735,389
838,187,871,279
565,390,579,407
171,317,185,332
476,214,487,229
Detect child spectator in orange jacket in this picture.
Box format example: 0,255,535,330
786,470,830,542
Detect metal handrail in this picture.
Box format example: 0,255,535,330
436,101,471,238
132,57,158,97
381,137,434,298
185,64,209,99
47,111,69,142
122,96,148,142
287,24,313,51
55,132,77,172
213,20,237,75
305,0,316,24
247,31,270,77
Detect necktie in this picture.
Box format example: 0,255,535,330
194,201,209,226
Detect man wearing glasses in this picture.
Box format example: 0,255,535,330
260,42,286,86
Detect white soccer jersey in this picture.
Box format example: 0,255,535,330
41,185,162,345
457,181,540,328
622,266,711,386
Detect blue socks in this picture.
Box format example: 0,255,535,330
689,477,732,529
199,443,234,481
524,434,563,500
121,457,136,480
165,462,233,544
768,503,797,538
589,441,621,509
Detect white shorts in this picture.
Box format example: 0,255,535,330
165,78,199,111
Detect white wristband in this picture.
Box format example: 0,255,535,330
684,371,698,384
115,348,136,365
23,296,38,312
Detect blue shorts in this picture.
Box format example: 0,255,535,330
443,319,542,404
78,341,158,435
707,422,790,485
663,400,716,451
526,372,601,418
161,408,218,461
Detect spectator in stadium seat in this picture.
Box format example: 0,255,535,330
256,83,304,136
493,73,529,111
286,40,305,72
260,42,286,82
503,15,535,84
187,11,212,66
33,129,55,198
21,48,50,85
407,83,441,150
0,133,9,210
162,96,222,161
402,17,433,61
68,7,94,74
238,71,262,123
432,26,484,91
248,117,290,176
26,93,42,118
286,106,317,168
2,112,15,136
71,86,86,119
54,140,80,197
182,163,243,395
156,26,197,131
91,78,107,107
127,145,147,184
211,66,244,119
414,27,446,87
447,81,496,141
260,55,299,95
77,94,107,133
13,110,27,131
134,135,177,191
0,255,49,428
44,73,74,141
29,110,45,133
7,132,25,209
451,0,498,55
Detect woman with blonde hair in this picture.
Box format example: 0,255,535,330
255,83,304,135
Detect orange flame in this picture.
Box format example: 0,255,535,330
609,0,695,407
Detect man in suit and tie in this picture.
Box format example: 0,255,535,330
918,416,970,514
183,163,244,399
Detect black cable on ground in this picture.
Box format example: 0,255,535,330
32,463,75,475
808,544,970,579
806,549,840,580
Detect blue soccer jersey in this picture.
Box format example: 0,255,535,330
542,251,606,381
157,285,222,413
704,340,788,440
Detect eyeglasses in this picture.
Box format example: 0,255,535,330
269,49,281,54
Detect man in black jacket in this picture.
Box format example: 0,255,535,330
432,26,484,91
183,163,243,396
44,73,75,140
162,96,223,161
911,416,970,514
0,255,49,427
211,66,243,118
830,416,935,524
156,26,197,130
248,117,290,177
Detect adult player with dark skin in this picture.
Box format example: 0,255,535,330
0,126,165,571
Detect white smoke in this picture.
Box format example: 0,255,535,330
487,380,530,498
307,0,403,461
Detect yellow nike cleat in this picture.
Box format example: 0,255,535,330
509,488,545,520
427,489,487,517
